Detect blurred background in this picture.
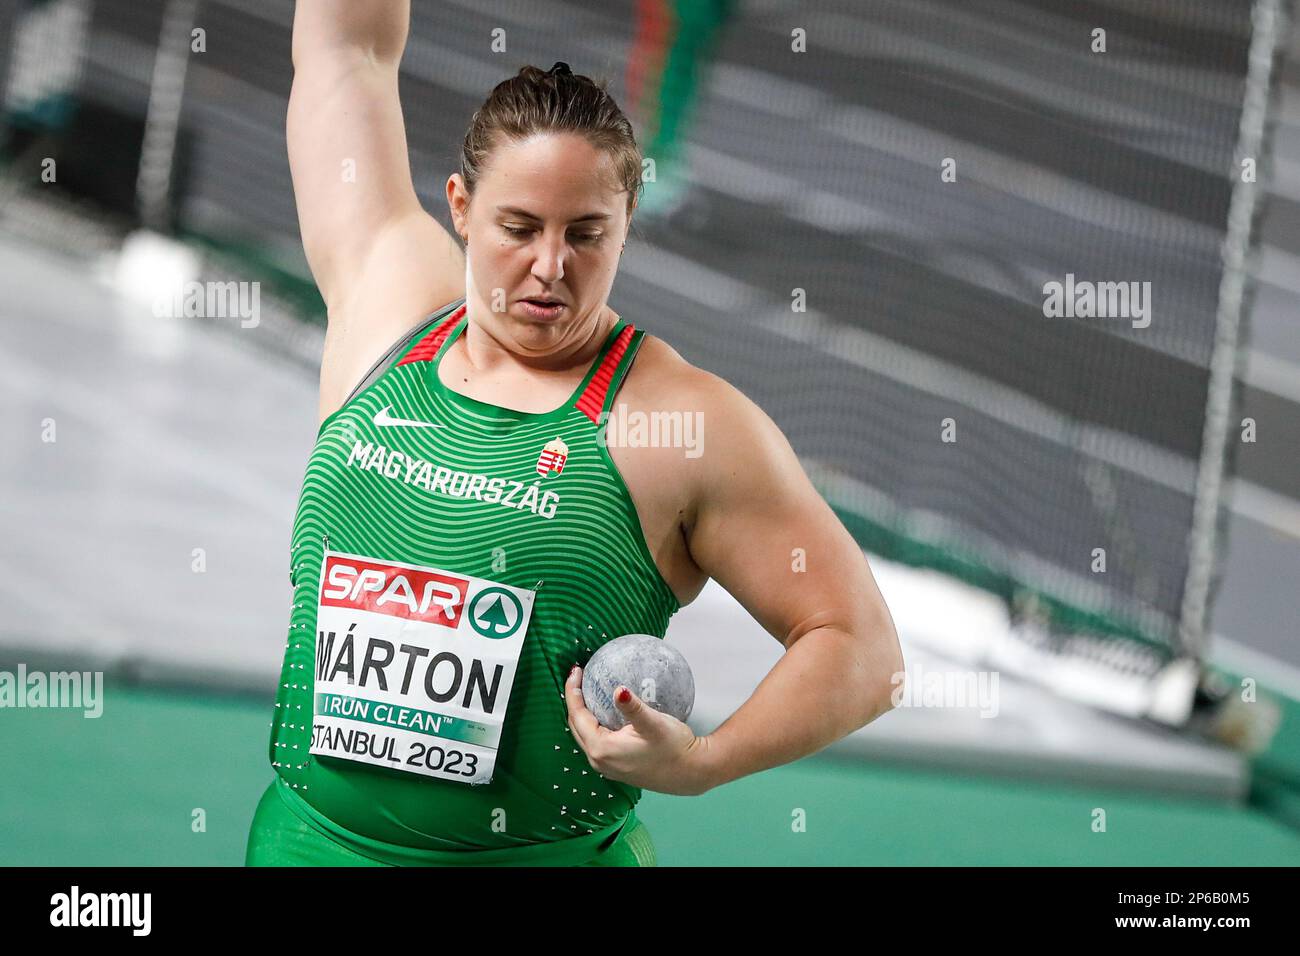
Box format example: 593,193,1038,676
1,0,1298,865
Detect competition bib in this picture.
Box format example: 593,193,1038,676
310,549,535,785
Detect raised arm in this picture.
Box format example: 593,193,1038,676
289,0,465,423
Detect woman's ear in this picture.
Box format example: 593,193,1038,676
446,173,469,242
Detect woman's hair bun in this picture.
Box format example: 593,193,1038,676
460,60,643,217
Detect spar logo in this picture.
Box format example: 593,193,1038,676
468,588,524,639
321,554,468,628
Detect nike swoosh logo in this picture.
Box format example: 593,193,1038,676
373,405,445,429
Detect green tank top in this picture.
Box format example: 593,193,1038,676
270,300,686,868
266,299,681,864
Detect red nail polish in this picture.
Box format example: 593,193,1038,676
617,687,631,704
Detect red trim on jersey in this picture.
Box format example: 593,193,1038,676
396,304,468,366
575,324,636,423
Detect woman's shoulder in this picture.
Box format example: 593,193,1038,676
625,330,754,419
626,329,797,466
618,328,801,532
625,332,705,402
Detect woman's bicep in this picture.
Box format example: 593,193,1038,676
288,41,466,424
684,377,894,652
287,48,437,308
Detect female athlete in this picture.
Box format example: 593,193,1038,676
245,0,902,867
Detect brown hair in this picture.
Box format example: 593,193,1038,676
459,62,643,220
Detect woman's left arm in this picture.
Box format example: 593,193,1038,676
564,372,904,796
680,373,904,792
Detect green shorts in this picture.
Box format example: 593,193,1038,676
244,778,656,867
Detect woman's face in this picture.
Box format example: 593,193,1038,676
447,132,631,356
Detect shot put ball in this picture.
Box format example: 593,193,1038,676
581,634,695,730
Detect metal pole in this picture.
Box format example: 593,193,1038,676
1179,0,1290,660
136,0,199,230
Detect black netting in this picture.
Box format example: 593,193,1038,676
1,0,1274,664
